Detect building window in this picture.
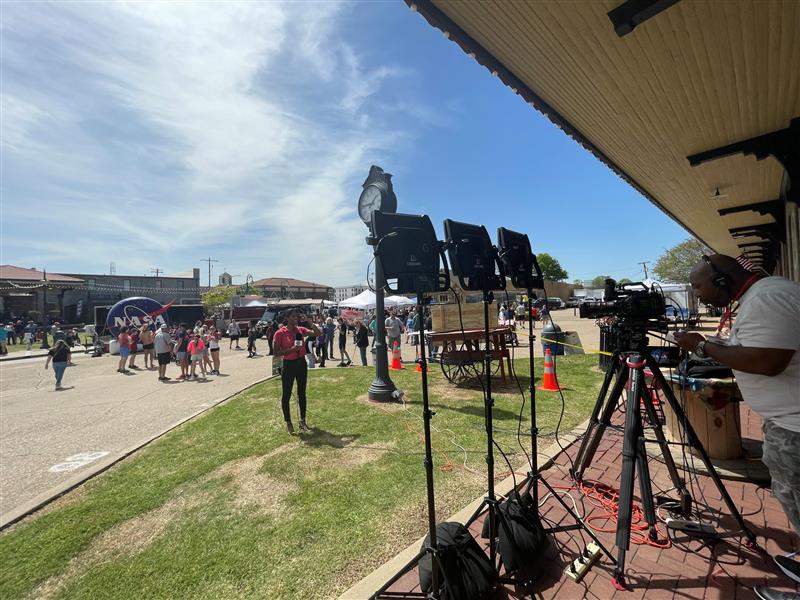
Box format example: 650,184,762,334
155,280,162,290
123,280,131,291
176,280,184,289
87,279,96,289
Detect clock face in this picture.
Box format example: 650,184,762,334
358,185,383,223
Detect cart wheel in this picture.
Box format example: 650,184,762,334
439,345,484,385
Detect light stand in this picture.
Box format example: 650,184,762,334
443,219,510,572
369,211,450,599
496,228,616,581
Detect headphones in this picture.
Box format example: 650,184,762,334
703,255,731,288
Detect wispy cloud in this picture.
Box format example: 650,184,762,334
1,1,429,285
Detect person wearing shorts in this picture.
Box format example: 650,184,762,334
128,328,140,369
140,324,155,369
202,333,213,373
209,328,221,374
337,318,351,366
117,326,131,373
154,324,173,381
187,334,206,379
175,329,190,379
227,321,241,349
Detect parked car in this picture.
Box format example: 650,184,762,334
533,297,565,310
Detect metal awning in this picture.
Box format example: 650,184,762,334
406,0,799,274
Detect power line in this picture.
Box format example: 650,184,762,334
150,268,163,277
638,261,650,279
200,257,219,288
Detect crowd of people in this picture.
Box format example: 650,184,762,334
115,322,223,381
0,319,84,354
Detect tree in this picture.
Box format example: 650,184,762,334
536,253,568,281
202,285,236,315
653,238,711,283
618,278,633,285
591,275,611,288
572,279,584,288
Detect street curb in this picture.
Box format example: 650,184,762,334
0,345,91,362
0,373,278,531
338,418,591,600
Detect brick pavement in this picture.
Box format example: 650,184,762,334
373,403,799,599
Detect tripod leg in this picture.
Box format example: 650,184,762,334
646,356,759,547
613,355,647,587
634,378,662,542
571,355,618,476
640,377,692,515
573,359,629,481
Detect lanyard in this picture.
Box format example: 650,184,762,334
716,274,763,334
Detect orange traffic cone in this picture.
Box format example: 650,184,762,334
538,348,561,391
389,341,404,370
415,345,427,373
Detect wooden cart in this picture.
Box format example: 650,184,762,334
429,327,514,385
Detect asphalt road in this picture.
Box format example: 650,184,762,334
0,343,273,524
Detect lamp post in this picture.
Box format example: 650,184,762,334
40,270,50,349
357,165,399,402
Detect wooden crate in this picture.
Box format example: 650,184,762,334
661,380,743,460
430,302,485,332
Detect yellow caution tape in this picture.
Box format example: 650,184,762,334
539,336,613,357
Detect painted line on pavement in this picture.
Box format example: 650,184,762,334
49,451,111,473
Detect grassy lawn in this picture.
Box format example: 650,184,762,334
1,354,604,600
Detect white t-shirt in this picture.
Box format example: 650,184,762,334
728,277,800,432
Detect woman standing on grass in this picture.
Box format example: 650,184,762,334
272,309,322,434
45,339,70,390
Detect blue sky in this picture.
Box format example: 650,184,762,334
2,1,689,287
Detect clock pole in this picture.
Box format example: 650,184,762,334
358,165,399,402
368,254,399,402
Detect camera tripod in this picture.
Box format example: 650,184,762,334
570,339,758,589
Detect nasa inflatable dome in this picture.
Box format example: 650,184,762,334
105,297,171,337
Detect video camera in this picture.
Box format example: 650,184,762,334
579,279,666,327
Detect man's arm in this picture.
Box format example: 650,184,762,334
674,332,794,376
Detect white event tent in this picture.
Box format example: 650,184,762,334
338,290,415,310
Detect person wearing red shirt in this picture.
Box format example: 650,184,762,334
187,334,207,379
273,309,322,434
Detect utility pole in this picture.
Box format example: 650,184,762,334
200,257,219,288
638,261,650,279
150,268,163,277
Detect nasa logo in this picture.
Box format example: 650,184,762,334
105,297,172,337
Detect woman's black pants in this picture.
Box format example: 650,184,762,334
281,358,308,422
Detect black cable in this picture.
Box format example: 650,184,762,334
539,281,577,475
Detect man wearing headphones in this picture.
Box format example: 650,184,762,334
674,254,800,592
